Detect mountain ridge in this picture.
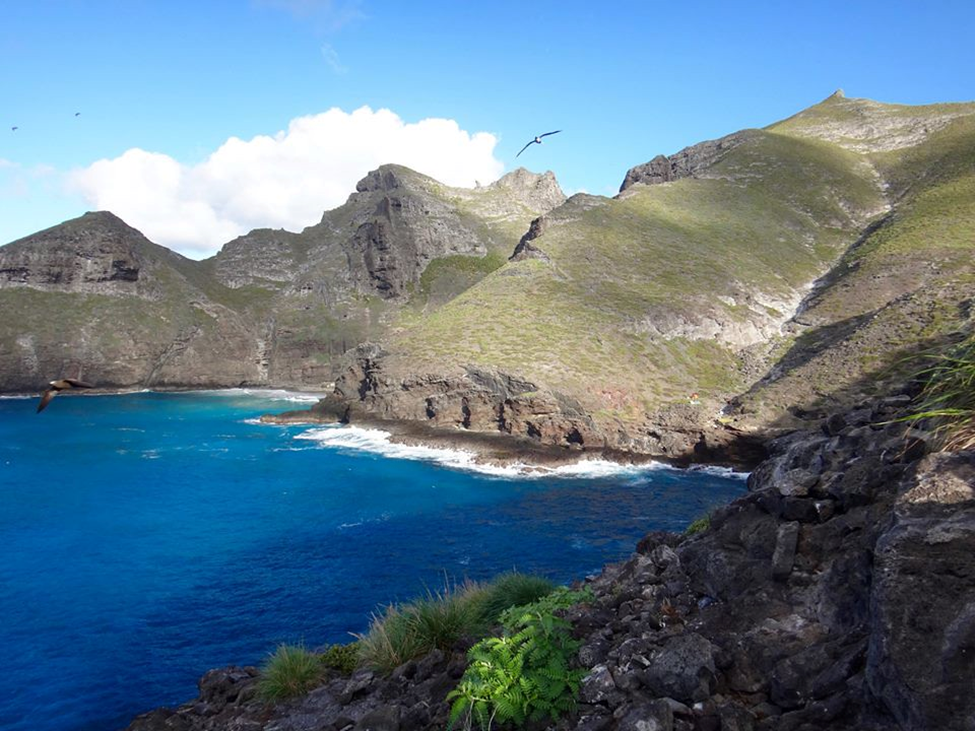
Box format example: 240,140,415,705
0,166,563,393
2,94,974,464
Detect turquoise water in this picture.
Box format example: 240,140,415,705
0,390,746,731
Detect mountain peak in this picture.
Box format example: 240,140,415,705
770,93,975,153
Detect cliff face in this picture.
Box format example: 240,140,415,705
0,168,564,393
0,212,264,391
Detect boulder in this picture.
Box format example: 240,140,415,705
640,634,716,703
865,451,975,730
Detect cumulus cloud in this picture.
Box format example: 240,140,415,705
68,107,504,258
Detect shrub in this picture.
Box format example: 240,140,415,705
477,572,556,625
447,587,593,730
257,644,325,701
319,642,360,674
685,514,711,535
904,333,975,451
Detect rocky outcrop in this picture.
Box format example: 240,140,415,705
297,344,766,466
510,215,551,262
212,229,305,289
127,652,467,731
619,130,759,192
0,211,165,296
125,395,975,730
553,396,972,731
320,344,605,451
301,165,566,301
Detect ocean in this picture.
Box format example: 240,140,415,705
0,390,746,731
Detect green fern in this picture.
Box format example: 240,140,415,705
447,587,592,730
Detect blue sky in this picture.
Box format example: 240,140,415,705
2,0,973,256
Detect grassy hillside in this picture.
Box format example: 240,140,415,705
385,109,893,427
736,101,975,426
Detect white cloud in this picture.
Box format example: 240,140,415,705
321,43,348,74
68,107,505,258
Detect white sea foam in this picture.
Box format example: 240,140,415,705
294,425,682,480
295,426,527,477
687,464,750,481
543,459,666,478
201,388,323,403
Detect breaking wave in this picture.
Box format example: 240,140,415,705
293,425,679,479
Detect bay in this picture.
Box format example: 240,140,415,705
0,390,745,731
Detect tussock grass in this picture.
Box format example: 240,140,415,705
356,578,490,674
477,572,556,624
906,333,975,451
257,644,325,701
356,572,558,674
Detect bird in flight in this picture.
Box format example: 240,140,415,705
516,130,561,158
11,126,17,131
37,378,94,413
74,112,81,117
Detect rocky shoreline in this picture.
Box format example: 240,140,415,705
125,392,975,731
260,406,759,474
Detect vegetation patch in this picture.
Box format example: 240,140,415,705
356,572,556,675
447,587,592,730
319,642,360,675
685,514,711,535
903,332,975,451
257,644,326,701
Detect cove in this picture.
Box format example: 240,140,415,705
0,390,746,731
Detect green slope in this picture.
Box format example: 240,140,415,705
737,103,975,426
385,112,891,427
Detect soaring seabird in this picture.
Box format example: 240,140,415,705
11,126,17,131
37,378,94,413
516,129,561,158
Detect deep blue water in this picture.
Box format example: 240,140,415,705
0,390,746,731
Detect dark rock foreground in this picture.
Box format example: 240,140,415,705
126,393,975,731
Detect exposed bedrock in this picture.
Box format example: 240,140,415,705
619,130,759,192
285,344,766,466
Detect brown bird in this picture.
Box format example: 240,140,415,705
37,378,94,413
